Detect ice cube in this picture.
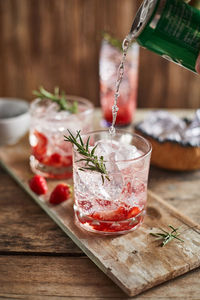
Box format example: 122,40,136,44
74,149,123,201
116,144,140,161
93,140,124,196
104,152,123,198
45,102,59,117
115,144,141,171
94,139,119,160
95,139,141,161
76,139,147,200
49,114,83,135
63,117,83,133
49,133,72,156
54,110,70,120
75,167,122,201
93,139,142,172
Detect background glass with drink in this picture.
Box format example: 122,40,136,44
99,34,139,127
29,89,94,179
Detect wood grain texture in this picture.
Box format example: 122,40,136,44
0,167,81,254
0,256,200,300
0,0,138,107
0,0,199,108
0,134,200,296
0,256,124,298
149,167,200,225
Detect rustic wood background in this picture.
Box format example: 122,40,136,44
0,0,199,108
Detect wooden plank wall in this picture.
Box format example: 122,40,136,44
0,0,199,108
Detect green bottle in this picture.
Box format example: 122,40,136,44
130,0,200,73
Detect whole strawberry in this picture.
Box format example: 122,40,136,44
29,175,48,195
49,183,71,205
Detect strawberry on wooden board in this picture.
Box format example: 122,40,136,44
29,175,48,195
49,183,71,205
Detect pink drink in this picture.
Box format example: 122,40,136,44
73,130,152,235
29,96,94,179
100,41,139,126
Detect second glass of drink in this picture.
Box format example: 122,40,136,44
29,94,94,179
99,38,139,127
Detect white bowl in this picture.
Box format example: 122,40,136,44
0,98,30,146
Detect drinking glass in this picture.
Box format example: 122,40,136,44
99,40,139,127
72,130,152,235
29,96,94,179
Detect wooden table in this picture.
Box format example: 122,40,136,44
0,109,200,299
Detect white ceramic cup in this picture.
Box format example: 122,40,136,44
0,98,30,146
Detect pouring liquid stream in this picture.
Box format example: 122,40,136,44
109,34,135,136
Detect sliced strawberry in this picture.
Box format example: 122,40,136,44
29,175,48,195
44,153,72,167
32,131,73,168
92,215,143,232
47,153,62,166
76,210,143,233
127,206,141,219
62,155,72,167
92,204,140,222
32,131,48,162
49,183,71,205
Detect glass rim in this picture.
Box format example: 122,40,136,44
30,95,94,117
75,129,152,163
102,39,139,50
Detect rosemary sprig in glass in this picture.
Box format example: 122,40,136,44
64,130,110,184
103,32,123,52
150,225,184,247
33,86,78,113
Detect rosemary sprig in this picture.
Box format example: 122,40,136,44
33,86,78,113
150,225,184,247
103,32,123,52
64,130,110,184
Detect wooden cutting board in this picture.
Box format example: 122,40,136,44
0,136,200,297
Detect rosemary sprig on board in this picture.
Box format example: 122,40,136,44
64,130,110,184
150,225,184,247
33,86,78,113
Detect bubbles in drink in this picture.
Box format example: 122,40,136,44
109,34,132,135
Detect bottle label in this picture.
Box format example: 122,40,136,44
157,0,200,53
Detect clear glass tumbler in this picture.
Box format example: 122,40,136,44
99,40,139,127
29,96,94,179
72,130,152,235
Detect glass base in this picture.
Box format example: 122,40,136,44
74,208,145,236
30,155,73,179
100,119,131,128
